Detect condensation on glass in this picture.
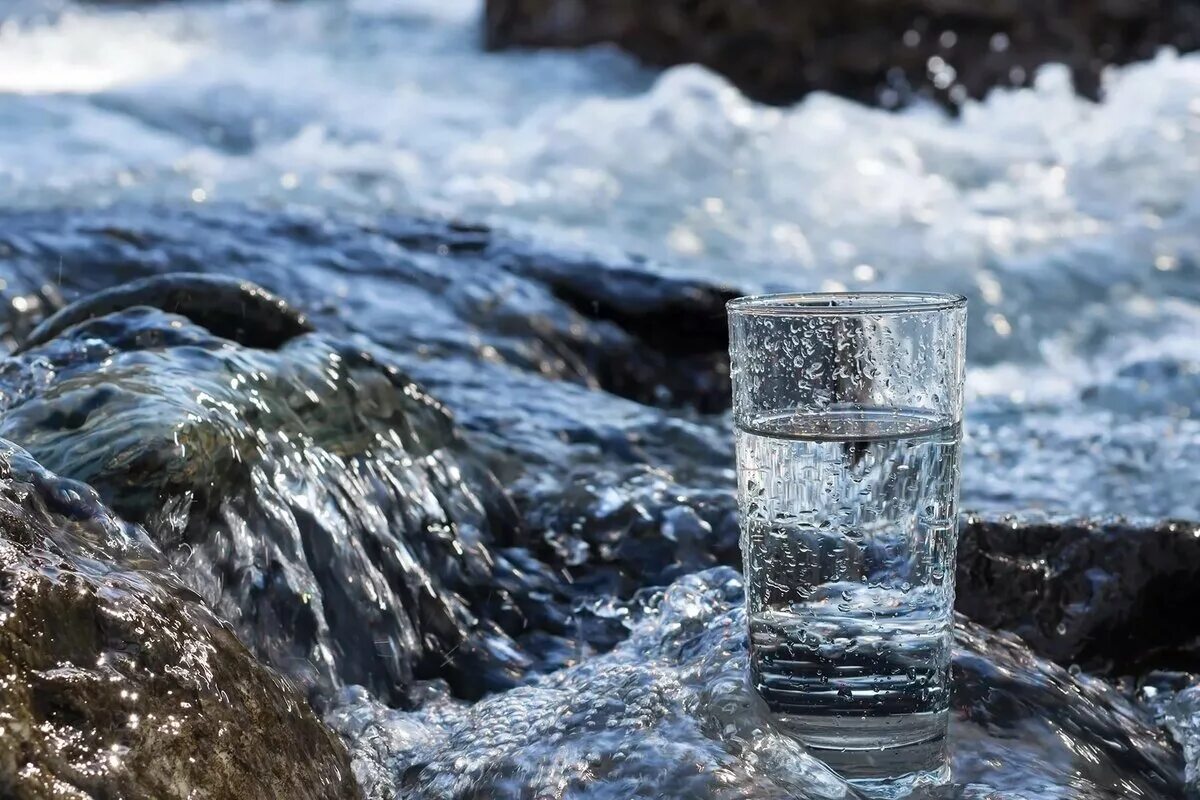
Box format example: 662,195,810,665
728,292,967,794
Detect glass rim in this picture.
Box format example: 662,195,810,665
726,291,967,317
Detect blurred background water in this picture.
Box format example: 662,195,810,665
2,0,1199,391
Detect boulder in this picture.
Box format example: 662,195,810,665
0,440,357,799
484,0,1200,106
0,276,539,704
0,215,737,699
957,514,1200,674
0,206,741,624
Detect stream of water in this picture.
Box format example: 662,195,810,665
1,0,1198,382
1,1,1199,797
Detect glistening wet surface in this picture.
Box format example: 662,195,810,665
0,214,1192,797
0,0,1198,796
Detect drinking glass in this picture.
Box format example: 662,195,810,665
728,292,966,789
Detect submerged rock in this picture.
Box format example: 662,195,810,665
0,439,357,799
484,0,1200,107
1,207,1196,635
15,272,313,353
0,206,736,414
0,206,744,638
328,568,1183,799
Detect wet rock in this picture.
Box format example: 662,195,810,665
484,0,1200,107
0,279,545,703
486,243,736,413
0,204,1197,796
0,206,746,659
0,439,358,799
2,207,1197,665
957,514,1200,674
0,208,743,696
328,568,1184,799
0,206,736,414
15,272,313,353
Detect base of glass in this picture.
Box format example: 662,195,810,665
776,711,950,798
775,709,948,751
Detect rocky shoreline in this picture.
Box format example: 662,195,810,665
0,205,1195,797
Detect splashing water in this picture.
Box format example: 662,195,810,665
327,568,1182,799
1,0,1199,389
1163,688,1200,791
0,300,539,703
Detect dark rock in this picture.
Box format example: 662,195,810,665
484,0,1200,107
485,243,737,413
2,206,1198,680
0,207,744,660
0,208,743,701
15,272,313,354
957,514,1200,674
0,206,736,414
0,439,358,799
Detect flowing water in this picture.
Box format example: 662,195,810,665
3,0,1200,395
1,0,1199,797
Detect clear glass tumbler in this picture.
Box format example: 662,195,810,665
728,293,966,786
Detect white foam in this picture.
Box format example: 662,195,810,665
0,10,200,93
0,0,1197,392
